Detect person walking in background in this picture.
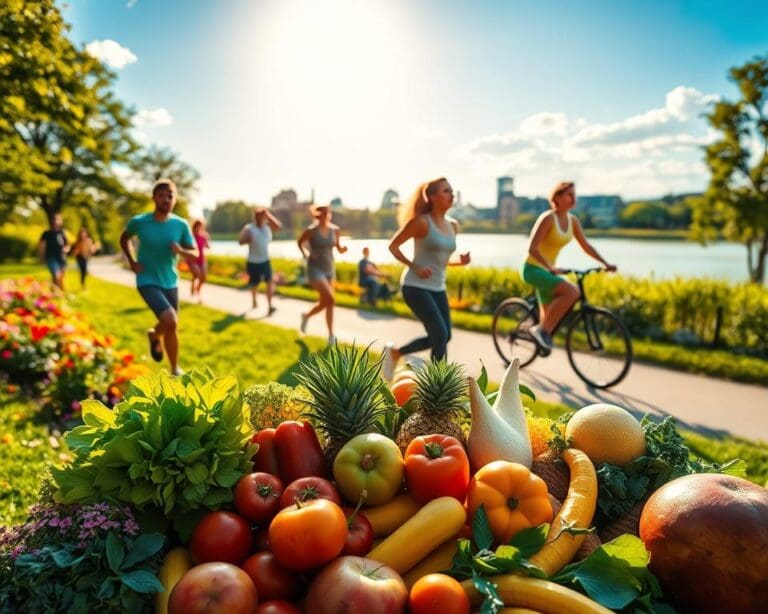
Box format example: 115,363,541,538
521,180,616,351
39,213,69,291
119,179,197,376
383,177,470,377
297,204,347,345
358,246,392,307
188,219,210,303
239,205,282,314
70,227,98,289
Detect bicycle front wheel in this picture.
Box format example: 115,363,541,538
491,298,539,367
565,307,632,388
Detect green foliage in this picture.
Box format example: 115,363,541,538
131,145,200,203
0,223,46,262
244,381,312,431
692,54,768,283
553,535,670,613
50,369,256,528
450,506,665,614
208,200,254,234
594,416,746,519
0,501,165,612
0,0,138,223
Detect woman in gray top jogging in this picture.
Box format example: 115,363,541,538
297,204,348,345
383,177,470,377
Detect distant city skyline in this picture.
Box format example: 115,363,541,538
64,0,768,215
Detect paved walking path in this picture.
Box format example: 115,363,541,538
90,258,768,442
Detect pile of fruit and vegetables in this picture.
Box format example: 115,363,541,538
1,345,766,613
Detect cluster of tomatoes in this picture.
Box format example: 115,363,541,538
167,420,476,613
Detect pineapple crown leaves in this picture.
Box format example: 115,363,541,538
293,343,391,441
412,359,469,415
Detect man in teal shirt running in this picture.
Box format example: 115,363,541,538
120,179,197,375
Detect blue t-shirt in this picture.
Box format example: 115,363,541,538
125,213,194,289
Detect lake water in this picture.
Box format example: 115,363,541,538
209,234,751,282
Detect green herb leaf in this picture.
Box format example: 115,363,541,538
472,505,494,551
472,571,503,614
518,384,536,402
477,363,489,395
121,533,165,569
508,523,549,557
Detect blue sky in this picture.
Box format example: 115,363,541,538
64,0,768,214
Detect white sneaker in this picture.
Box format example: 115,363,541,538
381,343,396,381
300,313,308,334
529,324,553,350
328,335,337,346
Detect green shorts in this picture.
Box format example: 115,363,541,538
520,262,564,305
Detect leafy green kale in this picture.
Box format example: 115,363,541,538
596,416,747,519
51,369,256,534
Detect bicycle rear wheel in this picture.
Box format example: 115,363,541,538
565,307,632,388
491,298,539,367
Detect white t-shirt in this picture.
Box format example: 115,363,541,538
246,223,272,263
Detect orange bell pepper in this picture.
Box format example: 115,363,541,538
466,460,553,545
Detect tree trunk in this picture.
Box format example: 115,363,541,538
755,231,768,285
746,240,755,281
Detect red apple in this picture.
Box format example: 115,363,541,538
305,556,408,614
341,505,374,556
168,562,258,614
639,473,768,614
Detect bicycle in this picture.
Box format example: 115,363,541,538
491,267,632,388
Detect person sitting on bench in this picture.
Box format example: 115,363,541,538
358,246,392,306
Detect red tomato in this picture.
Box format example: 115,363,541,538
269,498,348,571
341,505,374,556
273,420,327,482
234,472,284,524
279,476,341,508
257,601,301,614
409,573,470,614
241,552,301,602
252,428,280,475
190,511,253,565
404,435,470,504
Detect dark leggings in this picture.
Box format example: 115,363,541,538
399,285,451,360
76,256,88,286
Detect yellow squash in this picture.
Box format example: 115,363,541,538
402,538,460,588
155,546,192,614
362,493,422,537
367,496,466,574
462,574,612,614
528,448,597,575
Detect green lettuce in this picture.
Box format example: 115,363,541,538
51,369,256,527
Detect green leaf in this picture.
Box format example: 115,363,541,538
81,400,116,428
106,533,125,574
185,462,209,485
119,570,165,594
472,504,494,551
122,534,165,569
477,362,489,394
472,571,503,614
97,578,117,600
508,523,549,558
518,384,536,402
51,548,75,568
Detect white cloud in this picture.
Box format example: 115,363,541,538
134,108,174,127
85,39,137,69
454,85,718,198
127,0,139,7
520,112,569,137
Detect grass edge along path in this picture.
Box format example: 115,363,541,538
185,269,768,386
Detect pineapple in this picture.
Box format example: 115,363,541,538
295,344,390,466
395,359,468,450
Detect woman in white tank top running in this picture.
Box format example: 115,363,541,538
383,177,471,378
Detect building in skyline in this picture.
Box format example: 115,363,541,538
380,189,399,210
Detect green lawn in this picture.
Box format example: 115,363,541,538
0,264,766,528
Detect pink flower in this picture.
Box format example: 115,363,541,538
0,349,11,359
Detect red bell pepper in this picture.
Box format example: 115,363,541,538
251,428,280,476
273,421,328,482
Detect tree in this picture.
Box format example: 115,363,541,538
692,55,768,283
619,201,670,229
132,144,200,201
0,1,137,225
208,200,252,234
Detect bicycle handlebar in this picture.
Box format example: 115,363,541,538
558,267,610,277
